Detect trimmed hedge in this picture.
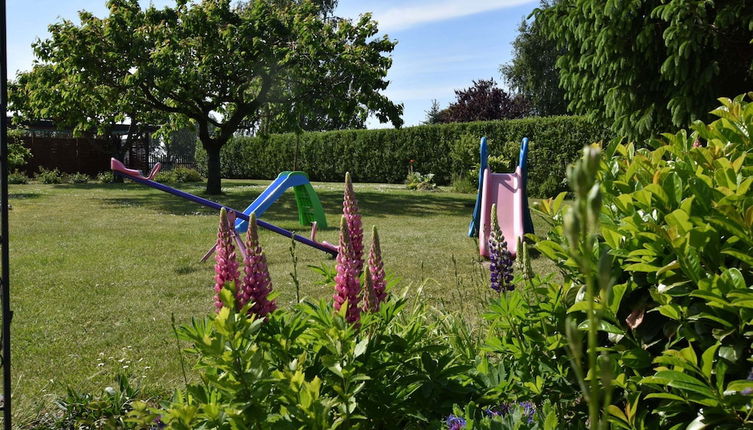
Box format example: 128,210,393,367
196,116,612,198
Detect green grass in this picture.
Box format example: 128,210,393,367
7,179,557,424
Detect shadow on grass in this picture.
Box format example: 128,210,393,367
99,186,475,227
10,192,43,200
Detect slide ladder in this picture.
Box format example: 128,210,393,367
234,171,328,233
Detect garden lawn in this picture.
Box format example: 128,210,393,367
8,179,555,424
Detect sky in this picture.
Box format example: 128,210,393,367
6,0,538,128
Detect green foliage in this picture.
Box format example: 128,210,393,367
96,171,116,184
8,129,32,169
406,171,437,191
35,168,64,184
445,401,560,430
450,173,476,194
481,270,587,425
500,2,568,117
154,167,204,184
8,170,30,185
17,0,403,194
66,172,90,184
30,374,143,430
129,288,482,428
196,116,610,198
535,0,753,139
534,94,753,428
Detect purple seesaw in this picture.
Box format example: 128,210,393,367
111,159,338,258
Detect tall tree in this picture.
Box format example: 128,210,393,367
10,63,156,182
17,0,402,194
535,0,753,139
422,99,445,125
441,79,530,123
500,1,568,116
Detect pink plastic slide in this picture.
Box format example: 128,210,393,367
478,166,525,257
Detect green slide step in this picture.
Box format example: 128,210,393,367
290,172,328,229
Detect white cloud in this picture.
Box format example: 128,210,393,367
374,0,536,32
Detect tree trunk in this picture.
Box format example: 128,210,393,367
205,143,222,195
111,134,125,184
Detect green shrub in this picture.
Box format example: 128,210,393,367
29,374,142,429
195,116,610,198
154,167,203,183
406,171,437,191
450,173,476,194
35,167,63,184
8,129,31,170
8,170,29,184
129,289,484,429
533,94,753,428
66,172,90,184
96,172,116,184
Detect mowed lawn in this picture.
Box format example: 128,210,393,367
8,179,555,423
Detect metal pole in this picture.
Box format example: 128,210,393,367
0,0,13,426
113,171,338,257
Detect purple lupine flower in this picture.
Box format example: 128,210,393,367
364,226,387,311
344,172,364,274
485,401,536,424
518,401,537,423
488,203,514,292
238,213,277,317
213,208,239,311
445,414,466,430
333,216,361,323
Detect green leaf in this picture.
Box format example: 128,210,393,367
724,380,753,395
625,263,663,272
701,344,719,380
353,337,368,358
721,249,753,266
644,370,716,398
577,319,624,335
662,172,683,207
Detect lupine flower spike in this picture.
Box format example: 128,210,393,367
489,203,514,292
363,267,378,312
343,172,364,274
366,226,387,310
214,208,239,311
333,216,361,323
238,213,277,317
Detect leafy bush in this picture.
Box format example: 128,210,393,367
129,291,483,429
154,167,203,183
66,172,90,184
406,171,437,191
8,170,29,184
450,173,476,194
533,94,753,428
8,129,31,169
195,116,610,198
29,374,143,429
35,167,63,184
96,171,116,184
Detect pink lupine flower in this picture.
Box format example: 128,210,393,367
344,172,364,274
333,216,361,323
214,208,239,311
238,213,277,317
365,226,387,310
